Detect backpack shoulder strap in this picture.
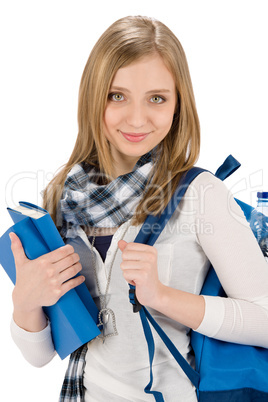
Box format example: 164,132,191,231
129,155,241,400
134,154,240,247
134,167,208,246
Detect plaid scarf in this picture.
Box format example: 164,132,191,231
59,152,153,401
60,152,153,238
59,344,88,401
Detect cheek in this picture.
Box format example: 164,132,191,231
104,106,122,131
153,110,174,131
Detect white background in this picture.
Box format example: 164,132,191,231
0,1,267,400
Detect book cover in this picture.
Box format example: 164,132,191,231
0,202,101,359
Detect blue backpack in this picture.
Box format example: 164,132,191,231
129,155,268,402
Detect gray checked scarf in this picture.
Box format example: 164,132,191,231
59,152,154,401
60,152,153,239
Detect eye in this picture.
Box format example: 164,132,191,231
150,95,165,104
108,93,125,102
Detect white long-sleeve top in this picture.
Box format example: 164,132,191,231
10,172,268,401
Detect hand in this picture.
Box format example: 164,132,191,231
118,240,164,307
10,232,85,313
118,240,205,329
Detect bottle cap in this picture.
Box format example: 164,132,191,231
257,192,268,199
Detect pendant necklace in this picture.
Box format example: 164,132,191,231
90,226,127,342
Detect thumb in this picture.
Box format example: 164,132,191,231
118,239,128,252
9,232,28,267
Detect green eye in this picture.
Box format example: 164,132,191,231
151,96,164,104
109,93,124,101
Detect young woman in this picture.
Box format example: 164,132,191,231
9,16,268,401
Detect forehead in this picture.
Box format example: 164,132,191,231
111,54,176,90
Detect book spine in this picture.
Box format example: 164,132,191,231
30,213,65,250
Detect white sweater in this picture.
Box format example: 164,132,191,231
10,172,268,401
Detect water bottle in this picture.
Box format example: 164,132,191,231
250,192,268,262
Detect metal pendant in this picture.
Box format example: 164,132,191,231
97,308,118,343
102,310,110,324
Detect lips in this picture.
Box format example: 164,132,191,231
120,131,150,143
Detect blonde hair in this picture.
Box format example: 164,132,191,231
43,15,200,227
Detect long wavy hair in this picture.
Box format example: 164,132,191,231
42,15,200,227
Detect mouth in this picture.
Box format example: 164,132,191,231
120,131,150,143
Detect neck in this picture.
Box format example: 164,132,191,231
112,155,140,178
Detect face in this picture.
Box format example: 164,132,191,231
103,53,177,176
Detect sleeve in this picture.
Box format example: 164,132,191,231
10,317,56,367
193,172,268,347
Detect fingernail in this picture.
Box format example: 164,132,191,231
9,232,16,243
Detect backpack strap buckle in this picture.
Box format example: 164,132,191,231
129,288,142,313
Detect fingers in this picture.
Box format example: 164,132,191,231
121,260,150,271
9,232,29,267
10,233,78,272
53,263,85,303
59,261,83,283
119,241,151,253
118,240,128,252
43,246,83,286
48,247,84,290
119,242,161,308
53,251,81,274
119,241,158,285
120,242,157,263
60,274,85,298
46,244,76,264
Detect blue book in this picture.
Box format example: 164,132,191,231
0,201,101,359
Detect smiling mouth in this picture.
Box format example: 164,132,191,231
120,131,150,143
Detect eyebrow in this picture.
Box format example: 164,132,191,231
110,86,171,94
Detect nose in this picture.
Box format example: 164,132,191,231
125,102,147,129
